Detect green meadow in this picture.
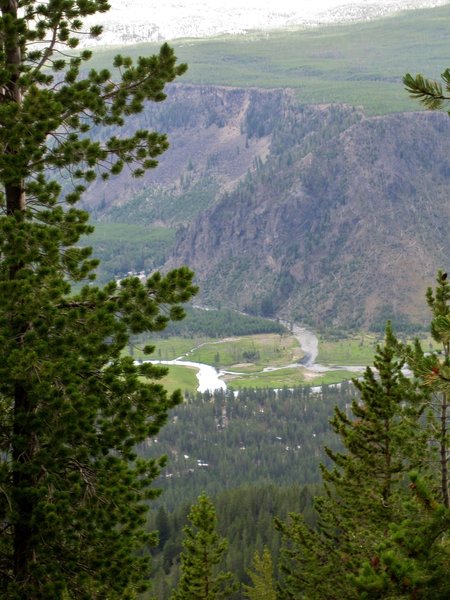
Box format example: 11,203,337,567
136,328,440,393
224,367,357,389
187,333,302,370
88,5,450,115
158,364,199,395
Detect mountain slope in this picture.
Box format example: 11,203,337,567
85,85,277,225
83,1,449,46
166,98,450,330
81,84,450,330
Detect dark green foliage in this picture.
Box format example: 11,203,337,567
355,473,450,599
140,384,355,509
404,71,450,111
0,1,196,598
276,326,429,599
170,494,237,600
276,512,354,600
408,270,450,508
156,507,172,550
354,273,450,598
158,307,287,338
323,323,429,526
149,482,317,600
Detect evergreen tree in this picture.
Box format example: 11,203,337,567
404,69,450,110
354,274,450,598
0,1,196,598
277,325,428,599
406,270,450,507
170,494,237,600
322,322,428,532
355,472,450,599
156,506,172,550
243,547,277,600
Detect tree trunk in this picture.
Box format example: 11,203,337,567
2,0,36,589
440,392,449,508
12,383,37,588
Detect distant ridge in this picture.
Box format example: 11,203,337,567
83,0,450,46
165,96,450,330
80,85,450,330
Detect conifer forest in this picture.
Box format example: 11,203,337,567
0,1,449,599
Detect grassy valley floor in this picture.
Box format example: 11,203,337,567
136,329,438,393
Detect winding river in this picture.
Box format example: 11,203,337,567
147,324,366,393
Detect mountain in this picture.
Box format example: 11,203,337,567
160,88,450,331
83,0,449,46
85,85,275,224
82,84,450,331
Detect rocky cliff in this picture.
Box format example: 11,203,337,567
82,84,450,330
163,91,450,330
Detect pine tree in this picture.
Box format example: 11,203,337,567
243,546,277,600
170,494,237,600
355,273,450,598
156,506,172,550
403,69,450,110
355,472,450,599
277,324,428,599
407,270,450,507
322,322,429,531
0,1,197,598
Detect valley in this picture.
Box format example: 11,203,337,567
3,1,450,598
72,4,450,335
144,328,360,392
134,310,435,392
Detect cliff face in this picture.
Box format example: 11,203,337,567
165,95,450,330
84,84,280,224
82,84,450,329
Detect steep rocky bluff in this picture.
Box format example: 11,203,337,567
84,85,450,330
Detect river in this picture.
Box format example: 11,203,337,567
149,359,227,393
146,323,365,393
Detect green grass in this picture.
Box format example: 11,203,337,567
132,337,209,361
131,329,442,392
157,364,199,394
317,333,381,366
88,222,175,244
133,333,302,367
87,5,450,115
317,333,441,366
226,367,357,389
226,366,305,389
187,333,302,368
307,370,360,387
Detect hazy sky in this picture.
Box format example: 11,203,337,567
86,0,450,44
103,0,450,15
102,0,450,22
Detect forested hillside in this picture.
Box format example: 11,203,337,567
141,384,353,509
148,482,320,600
165,98,450,330
141,383,353,598
81,84,450,330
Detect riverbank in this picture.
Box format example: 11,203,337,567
145,323,367,392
